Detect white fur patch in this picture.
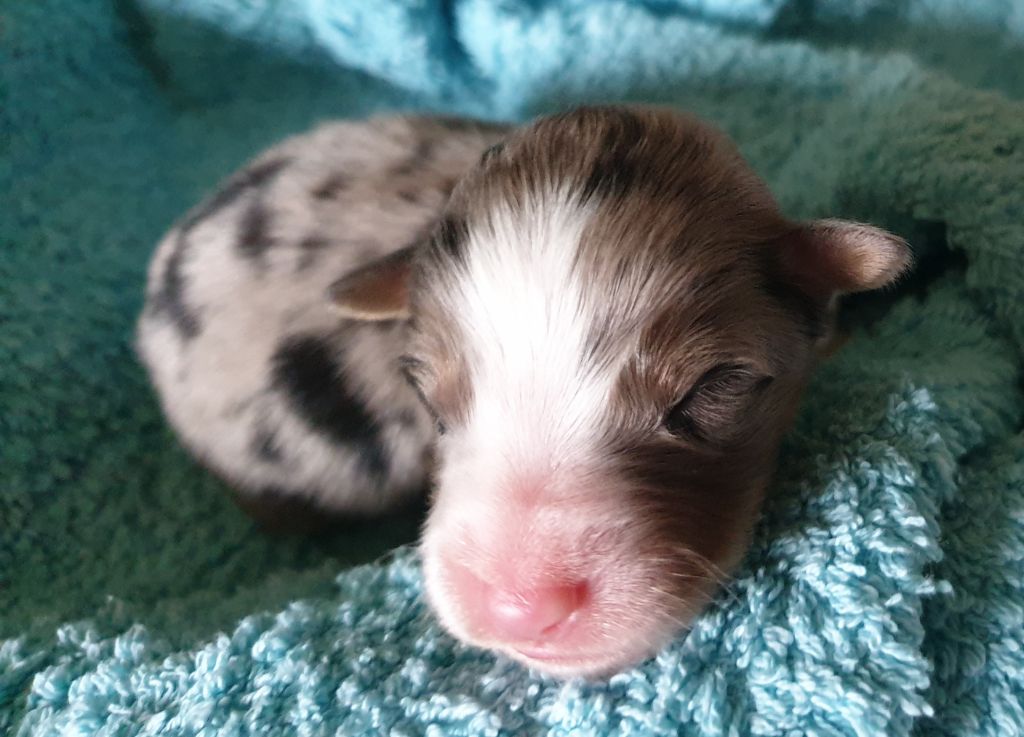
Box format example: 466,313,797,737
424,189,648,543
445,191,623,503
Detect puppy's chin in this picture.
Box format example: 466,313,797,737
501,638,667,680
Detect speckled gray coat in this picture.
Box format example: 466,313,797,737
137,116,509,520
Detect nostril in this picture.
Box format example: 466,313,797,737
486,582,587,641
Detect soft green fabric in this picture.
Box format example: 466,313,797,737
2,1,1023,735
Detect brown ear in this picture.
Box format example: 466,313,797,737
328,247,415,321
777,219,912,298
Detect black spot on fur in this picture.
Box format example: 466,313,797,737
430,214,467,263
149,157,289,338
398,190,419,204
148,232,201,340
300,234,330,253
237,200,275,260
312,174,348,200
179,157,290,233
392,138,435,177
296,234,331,271
271,334,390,481
251,425,285,463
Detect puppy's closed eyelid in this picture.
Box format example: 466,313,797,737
662,362,772,440
692,361,772,393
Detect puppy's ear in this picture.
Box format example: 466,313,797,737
776,219,912,299
328,246,415,321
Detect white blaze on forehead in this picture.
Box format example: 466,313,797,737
448,189,620,471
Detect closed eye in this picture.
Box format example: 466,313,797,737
663,362,773,441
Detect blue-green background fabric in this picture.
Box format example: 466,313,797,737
2,1,1023,735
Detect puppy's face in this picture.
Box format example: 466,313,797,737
334,107,909,677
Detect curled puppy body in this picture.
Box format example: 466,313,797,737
335,106,911,677
137,116,509,527
140,105,909,676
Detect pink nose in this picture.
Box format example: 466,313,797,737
485,582,587,641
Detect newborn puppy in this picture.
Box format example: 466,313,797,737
140,105,908,676
333,106,910,677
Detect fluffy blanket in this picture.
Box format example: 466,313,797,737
2,0,1023,735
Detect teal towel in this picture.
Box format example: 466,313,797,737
3,1,1023,735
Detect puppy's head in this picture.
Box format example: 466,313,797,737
333,106,910,677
